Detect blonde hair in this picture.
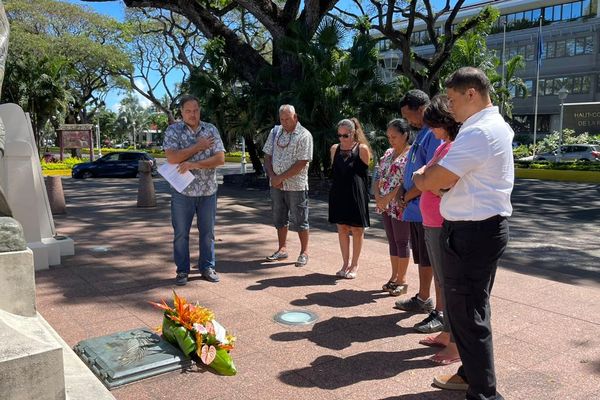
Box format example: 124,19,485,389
337,117,372,156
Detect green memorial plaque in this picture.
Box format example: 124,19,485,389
73,327,192,389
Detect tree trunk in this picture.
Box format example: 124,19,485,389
244,134,263,175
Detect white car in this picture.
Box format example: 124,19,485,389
521,144,600,162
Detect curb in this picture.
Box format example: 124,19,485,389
515,167,600,183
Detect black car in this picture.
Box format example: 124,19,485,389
72,151,157,179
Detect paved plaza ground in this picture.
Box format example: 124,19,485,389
34,170,600,399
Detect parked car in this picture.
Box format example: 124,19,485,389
72,151,157,179
519,144,600,162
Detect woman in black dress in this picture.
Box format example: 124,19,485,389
328,118,372,279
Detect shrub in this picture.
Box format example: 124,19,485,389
514,160,600,171
512,145,530,160
40,157,84,170
516,130,600,157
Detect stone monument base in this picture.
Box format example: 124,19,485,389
28,236,75,270
0,248,36,316
0,309,116,400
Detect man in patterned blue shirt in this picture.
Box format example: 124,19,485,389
163,95,225,286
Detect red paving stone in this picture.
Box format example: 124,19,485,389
34,178,600,400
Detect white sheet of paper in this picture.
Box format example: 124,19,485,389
157,162,195,193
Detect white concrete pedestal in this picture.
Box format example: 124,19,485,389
0,316,65,400
0,248,36,317
0,103,76,270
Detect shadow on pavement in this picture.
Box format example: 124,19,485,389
378,392,464,400
246,272,338,290
279,348,435,390
271,313,416,351
291,289,388,308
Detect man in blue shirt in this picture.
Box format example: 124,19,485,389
163,95,225,286
394,90,443,333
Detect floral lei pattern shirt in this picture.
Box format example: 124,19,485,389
163,121,225,197
262,123,313,191
375,147,410,220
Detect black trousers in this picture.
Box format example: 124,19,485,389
441,215,509,400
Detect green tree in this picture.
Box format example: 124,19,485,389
441,26,526,120
335,1,500,95
117,92,151,149
97,108,129,146
2,48,73,145
185,19,403,175
83,0,339,93
5,0,131,124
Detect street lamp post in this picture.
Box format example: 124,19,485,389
132,121,136,150
557,87,569,161
240,136,246,174
382,53,400,83
96,123,102,157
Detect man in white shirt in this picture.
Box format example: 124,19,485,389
413,67,513,400
263,105,314,267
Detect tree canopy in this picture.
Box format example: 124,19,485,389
3,0,131,143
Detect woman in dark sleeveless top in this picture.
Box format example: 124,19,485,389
328,118,372,279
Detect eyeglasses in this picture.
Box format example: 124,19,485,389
337,134,351,138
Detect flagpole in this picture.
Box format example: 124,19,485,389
500,20,507,117
532,17,543,157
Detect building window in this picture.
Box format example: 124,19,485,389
511,115,551,134
525,80,533,97
506,44,536,61
542,1,591,23
557,40,566,57
513,80,533,98
542,36,593,59
378,39,390,51
538,75,593,96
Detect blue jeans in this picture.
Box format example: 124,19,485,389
171,190,217,274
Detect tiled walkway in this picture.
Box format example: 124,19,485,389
35,177,600,400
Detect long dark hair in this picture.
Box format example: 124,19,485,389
423,95,460,140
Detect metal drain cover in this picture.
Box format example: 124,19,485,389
273,310,318,326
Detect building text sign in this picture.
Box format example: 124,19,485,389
562,103,600,135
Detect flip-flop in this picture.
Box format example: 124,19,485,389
429,354,461,365
418,336,446,348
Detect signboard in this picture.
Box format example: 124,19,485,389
62,130,90,148
57,124,94,161
562,102,600,135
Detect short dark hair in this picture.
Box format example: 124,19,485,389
423,95,460,140
399,89,430,110
179,95,200,109
444,67,491,97
387,118,411,138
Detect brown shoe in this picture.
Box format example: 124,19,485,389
433,374,468,391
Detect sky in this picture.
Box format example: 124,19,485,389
66,0,483,111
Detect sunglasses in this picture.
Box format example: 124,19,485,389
337,134,351,138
